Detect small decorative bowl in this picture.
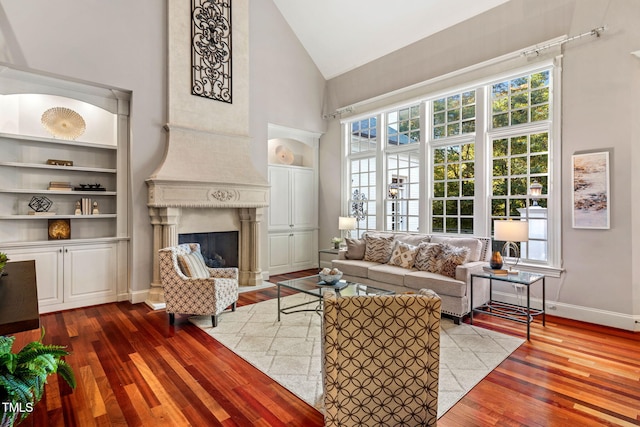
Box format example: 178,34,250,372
319,272,343,285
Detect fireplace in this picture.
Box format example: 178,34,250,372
179,231,238,268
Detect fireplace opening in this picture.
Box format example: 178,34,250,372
178,231,239,268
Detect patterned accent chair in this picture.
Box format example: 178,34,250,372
322,289,441,427
159,243,238,327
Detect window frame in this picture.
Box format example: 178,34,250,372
341,59,562,275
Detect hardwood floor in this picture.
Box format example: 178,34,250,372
8,269,640,426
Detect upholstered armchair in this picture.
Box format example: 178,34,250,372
159,243,238,327
322,289,441,427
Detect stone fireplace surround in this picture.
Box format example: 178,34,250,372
145,125,269,308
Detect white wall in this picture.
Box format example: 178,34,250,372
0,0,325,296
0,0,166,296
319,0,640,329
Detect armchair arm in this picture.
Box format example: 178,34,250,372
208,267,239,280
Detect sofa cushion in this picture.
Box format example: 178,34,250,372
177,252,209,279
431,236,483,262
332,259,379,279
395,233,431,246
414,242,443,272
363,234,395,263
387,241,418,269
344,238,365,260
368,264,411,287
438,244,471,278
404,270,466,297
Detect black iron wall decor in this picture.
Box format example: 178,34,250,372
192,0,232,103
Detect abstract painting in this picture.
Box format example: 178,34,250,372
572,151,610,229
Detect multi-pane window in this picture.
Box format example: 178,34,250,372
433,90,476,139
386,151,420,232
491,70,550,128
387,105,420,146
350,117,377,154
343,65,556,268
431,143,475,234
350,157,376,236
490,132,549,261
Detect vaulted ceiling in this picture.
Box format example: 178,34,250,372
272,0,510,79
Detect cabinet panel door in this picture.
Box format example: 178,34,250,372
291,231,314,268
268,167,292,229
63,243,117,303
292,169,316,229
268,233,292,273
4,246,64,308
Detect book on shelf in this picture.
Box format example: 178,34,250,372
48,181,73,191
27,211,56,216
483,266,508,275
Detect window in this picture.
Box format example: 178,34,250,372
433,91,476,139
386,151,420,232
431,143,475,234
342,64,557,269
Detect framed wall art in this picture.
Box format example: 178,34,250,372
572,151,610,229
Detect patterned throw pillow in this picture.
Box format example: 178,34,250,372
438,243,471,278
387,241,418,269
345,238,366,260
363,234,396,263
177,252,210,279
414,242,443,272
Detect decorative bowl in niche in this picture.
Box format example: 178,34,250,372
41,107,86,140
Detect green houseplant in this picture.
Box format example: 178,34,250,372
0,329,76,427
0,252,8,275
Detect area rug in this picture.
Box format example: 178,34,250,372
190,293,524,418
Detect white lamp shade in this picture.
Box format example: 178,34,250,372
494,220,529,242
338,216,357,230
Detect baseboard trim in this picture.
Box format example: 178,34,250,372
492,291,637,331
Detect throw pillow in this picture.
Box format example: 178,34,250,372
414,242,443,272
387,241,418,269
431,236,482,262
438,243,471,278
177,252,210,279
345,238,366,260
363,234,395,263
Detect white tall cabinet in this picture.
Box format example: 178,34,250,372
0,64,130,314
266,125,320,276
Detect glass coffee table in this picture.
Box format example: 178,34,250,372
277,275,394,321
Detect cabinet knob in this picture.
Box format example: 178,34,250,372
289,233,294,237
59,249,63,253
290,224,294,228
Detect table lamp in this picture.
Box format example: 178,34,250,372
493,219,529,273
338,216,357,247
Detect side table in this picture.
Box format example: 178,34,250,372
470,270,545,340
318,248,340,269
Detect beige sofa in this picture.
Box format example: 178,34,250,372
331,232,491,324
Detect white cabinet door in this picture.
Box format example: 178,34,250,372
291,230,314,269
268,167,292,229
63,243,117,305
4,246,64,309
268,233,293,275
291,168,316,229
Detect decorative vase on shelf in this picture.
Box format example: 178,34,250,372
490,251,503,269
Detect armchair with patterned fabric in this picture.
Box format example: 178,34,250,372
159,243,238,327
322,288,441,427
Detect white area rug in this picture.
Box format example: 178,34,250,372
191,293,524,418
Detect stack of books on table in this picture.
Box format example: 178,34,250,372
48,181,73,191
483,266,508,275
